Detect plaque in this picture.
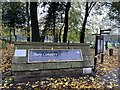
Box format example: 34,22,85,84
14,49,26,57
28,49,83,63
83,68,92,74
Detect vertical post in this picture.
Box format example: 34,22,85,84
95,36,98,56
68,40,70,49
94,35,98,72
101,35,104,64
100,29,104,64
105,41,108,50
101,53,104,63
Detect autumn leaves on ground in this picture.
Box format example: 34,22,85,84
0,44,120,90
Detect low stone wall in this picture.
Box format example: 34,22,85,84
12,42,94,81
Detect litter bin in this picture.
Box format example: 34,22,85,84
109,49,113,56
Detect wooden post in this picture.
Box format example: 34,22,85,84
95,36,98,56
100,35,104,64
101,53,104,63
105,41,108,50
94,56,97,72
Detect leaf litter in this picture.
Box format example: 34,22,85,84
0,44,120,89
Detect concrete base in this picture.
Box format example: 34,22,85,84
13,67,94,82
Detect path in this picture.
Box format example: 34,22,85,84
96,48,120,89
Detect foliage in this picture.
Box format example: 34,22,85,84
2,2,26,27
41,2,66,42
44,2,65,30
68,29,79,43
68,2,97,43
109,2,120,28
69,3,82,32
2,2,27,42
1,26,9,36
85,29,94,43
1,2,119,43
68,2,83,42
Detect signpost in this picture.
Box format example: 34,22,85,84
93,29,111,71
100,29,111,63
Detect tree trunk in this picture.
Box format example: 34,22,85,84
59,24,64,43
26,1,30,41
10,17,16,42
63,2,71,43
40,29,46,42
13,27,17,41
30,2,40,42
59,29,62,43
9,27,12,43
80,2,89,43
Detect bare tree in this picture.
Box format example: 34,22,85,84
80,2,96,43
63,2,71,43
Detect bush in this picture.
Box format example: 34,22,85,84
0,39,7,49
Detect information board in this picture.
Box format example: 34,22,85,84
28,49,83,63
97,39,101,54
97,36,104,54
100,39,104,53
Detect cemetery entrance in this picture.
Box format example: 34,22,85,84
12,42,94,81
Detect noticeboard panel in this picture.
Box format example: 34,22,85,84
97,36,104,54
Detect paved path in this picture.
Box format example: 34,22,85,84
98,69,120,88
97,48,120,88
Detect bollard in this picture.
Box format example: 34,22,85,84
92,56,97,77
93,56,97,72
101,53,104,64
109,49,113,56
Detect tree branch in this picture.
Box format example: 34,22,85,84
88,2,97,14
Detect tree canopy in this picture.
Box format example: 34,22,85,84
109,2,120,28
1,1,120,43
2,2,26,42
